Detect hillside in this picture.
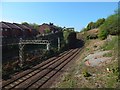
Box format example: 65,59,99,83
51,33,119,88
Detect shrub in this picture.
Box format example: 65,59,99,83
82,69,92,77
98,29,108,40
99,14,119,37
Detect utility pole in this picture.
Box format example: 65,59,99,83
47,43,50,50
58,37,60,51
19,39,25,68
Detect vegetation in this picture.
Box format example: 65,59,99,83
82,69,92,77
63,29,74,43
98,13,118,39
98,8,120,39
80,9,119,40
101,36,118,51
30,23,39,31
45,28,51,34
98,28,108,40
82,18,105,32
103,52,112,57
2,27,77,79
55,35,119,88
21,22,39,31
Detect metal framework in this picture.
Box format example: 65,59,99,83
19,39,50,67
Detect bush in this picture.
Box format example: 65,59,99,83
99,14,119,37
82,69,92,77
87,34,98,39
98,29,108,40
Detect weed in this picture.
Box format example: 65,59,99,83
86,48,90,51
58,74,77,88
101,36,118,50
82,69,92,77
103,52,112,57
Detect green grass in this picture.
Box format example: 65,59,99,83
58,73,77,88
101,36,118,51
56,36,119,88
86,48,90,51
106,68,119,88
103,52,112,57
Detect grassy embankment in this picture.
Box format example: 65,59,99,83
52,36,119,88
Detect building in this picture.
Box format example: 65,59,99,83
0,22,12,38
0,21,38,44
22,24,39,38
2,21,22,38
39,23,61,36
13,23,32,39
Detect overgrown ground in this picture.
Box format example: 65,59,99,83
51,35,120,88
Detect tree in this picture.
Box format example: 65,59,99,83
21,22,29,25
95,18,105,28
22,22,39,31
30,23,39,31
86,22,95,30
98,29,108,40
98,9,119,39
99,14,118,35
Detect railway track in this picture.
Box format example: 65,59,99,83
2,48,82,89
2,49,72,87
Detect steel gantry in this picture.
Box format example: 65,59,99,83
19,39,50,67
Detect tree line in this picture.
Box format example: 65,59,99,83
81,9,119,40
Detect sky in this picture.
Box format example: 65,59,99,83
1,2,118,31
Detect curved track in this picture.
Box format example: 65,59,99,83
2,48,82,89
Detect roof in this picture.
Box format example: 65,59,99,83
13,23,29,30
0,22,11,29
22,24,34,30
2,22,20,29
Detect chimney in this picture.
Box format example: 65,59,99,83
49,22,53,26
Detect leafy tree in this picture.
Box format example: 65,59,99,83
95,18,105,28
63,29,74,44
30,23,39,31
98,29,108,40
98,9,119,39
22,22,39,31
82,18,105,32
21,22,29,25
86,22,95,30
99,14,118,35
